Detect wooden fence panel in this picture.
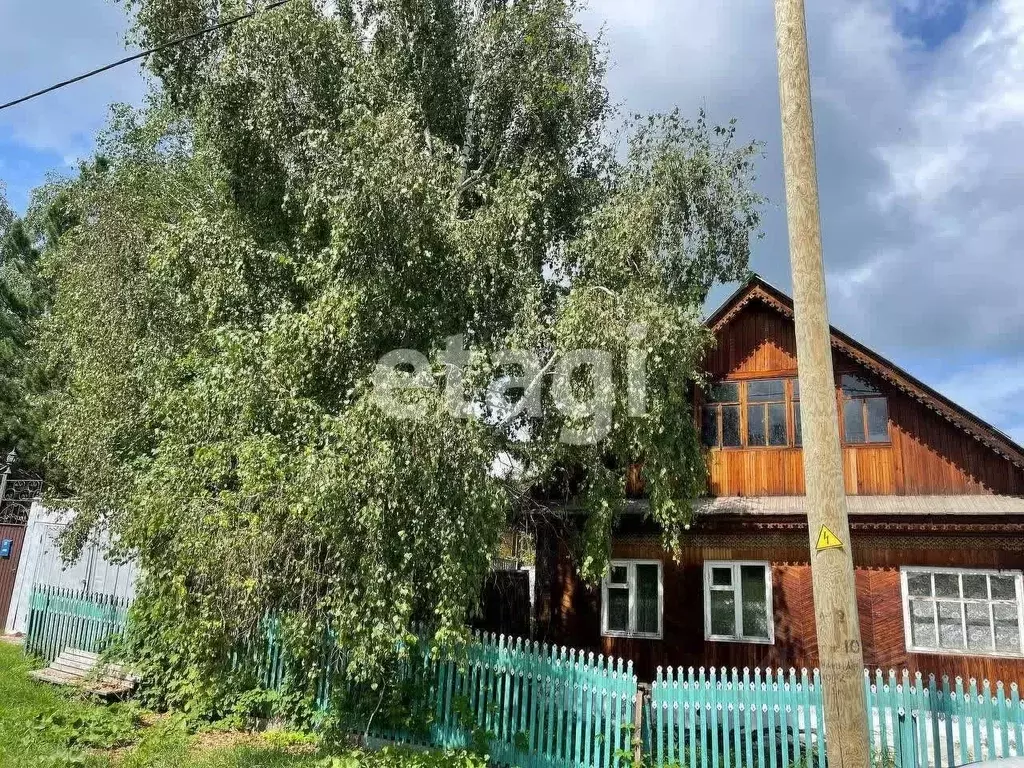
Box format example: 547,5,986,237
25,585,129,662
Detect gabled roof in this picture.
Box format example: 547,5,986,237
705,274,1024,469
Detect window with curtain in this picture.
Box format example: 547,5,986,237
747,379,787,446
700,382,741,448
902,567,1024,657
601,560,663,639
841,374,890,444
704,561,774,643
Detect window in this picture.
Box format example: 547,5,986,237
747,379,787,446
704,561,773,643
901,567,1024,657
841,374,889,444
602,560,663,639
792,379,802,446
701,382,741,448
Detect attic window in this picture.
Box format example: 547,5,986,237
701,383,741,448
841,374,890,444
747,379,787,446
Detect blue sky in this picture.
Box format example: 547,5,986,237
1,0,1022,444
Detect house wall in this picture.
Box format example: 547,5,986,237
689,303,1024,497
534,288,1024,686
535,520,1024,685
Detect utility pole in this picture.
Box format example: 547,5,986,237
773,1,870,766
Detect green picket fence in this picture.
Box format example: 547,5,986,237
21,590,1024,768
648,666,824,768
25,585,130,662
648,666,1024,768
249,622,640,768
865,668,1024,767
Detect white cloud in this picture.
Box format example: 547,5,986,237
932,359,1024,445
0,1,146,159
583,0,1024,442
0,0,1020,440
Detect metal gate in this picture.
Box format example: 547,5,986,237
0,448,43,634
0,455,42,633
0,523,27,628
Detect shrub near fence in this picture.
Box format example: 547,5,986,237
25,585,129,662
250,621,640,768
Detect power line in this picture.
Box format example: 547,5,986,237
0,0,295,113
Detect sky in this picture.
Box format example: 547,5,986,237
0,0,1022,443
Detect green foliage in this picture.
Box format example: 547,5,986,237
38,0,763,718
873,747,898,768
36,704,143,750
0,642,108,767
316,747,487,768
0,640,488,767
0,184,50,473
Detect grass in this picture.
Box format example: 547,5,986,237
0,642,483,768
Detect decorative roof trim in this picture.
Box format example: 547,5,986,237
691,495,1024,517
705,276,1024,468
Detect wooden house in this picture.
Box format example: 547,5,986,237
533,276,1024,683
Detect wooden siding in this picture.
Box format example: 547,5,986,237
693,303,1024,497
535,522,1024,685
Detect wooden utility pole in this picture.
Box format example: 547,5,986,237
773,1,871,766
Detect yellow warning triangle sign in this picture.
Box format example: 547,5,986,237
815,525,844,552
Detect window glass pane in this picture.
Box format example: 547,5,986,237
768,403,787,446
866,398,889,442
843,399,865,443
994,603,1021,653
793,403,802,447
910,599,937,647
709,590,736,636
711,567,733,587
606,587,629,632
747,405,766,446
701,406,718,447
841,374,878,397
721,405,741,447
934,573,960,599
740,565,770,640
791,379,800,399
748,379,784,402
907,573,933,597
966,602,994,651
709,382,739,403
938,602,966,649
963,574,988,600
991,575,1016,601
609,565,628,585
635,564,660,635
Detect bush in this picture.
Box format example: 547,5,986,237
318,747,488,768
35,703,143,749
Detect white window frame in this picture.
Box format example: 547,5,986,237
601,559,663,640
703,560,775,645
900,566,1024,658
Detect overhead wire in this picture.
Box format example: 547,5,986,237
0,0,296,113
